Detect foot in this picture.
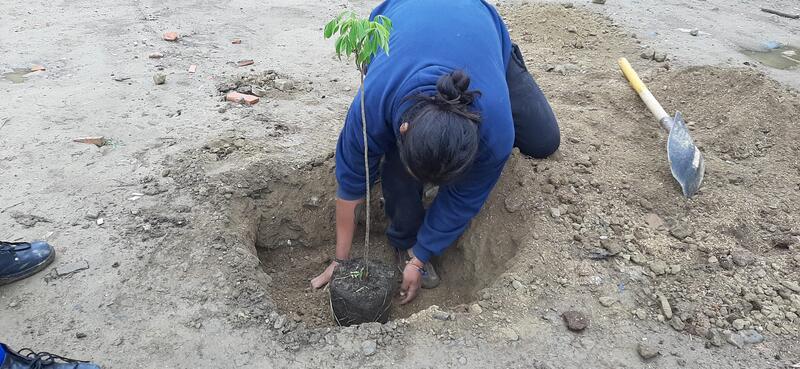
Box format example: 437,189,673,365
396,249,440,289
0,241,55,286
0,343,100,369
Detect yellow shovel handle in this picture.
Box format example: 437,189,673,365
618,57,670,123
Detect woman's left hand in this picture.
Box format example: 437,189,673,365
400,262,422,304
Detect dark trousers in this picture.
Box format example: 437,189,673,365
383,43,561,250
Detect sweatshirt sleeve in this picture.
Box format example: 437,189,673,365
335,89,386,201
411,152,509,262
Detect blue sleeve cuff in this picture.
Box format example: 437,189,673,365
411,244,434,264
336,185,364,201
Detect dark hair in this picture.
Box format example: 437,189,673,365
398,70,481,185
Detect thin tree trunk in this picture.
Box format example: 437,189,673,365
359,70,371,275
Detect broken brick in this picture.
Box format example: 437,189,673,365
231,39,242,44
225,91,259,105
188,64,197,73
162,32,179,41
30,65,46,72
73,136,109,147
237,59,254,67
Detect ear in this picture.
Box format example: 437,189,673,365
399,122,409,135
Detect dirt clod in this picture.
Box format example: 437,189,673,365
562,310,590,331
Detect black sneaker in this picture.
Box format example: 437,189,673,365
0,241,55,286
0,343,100,369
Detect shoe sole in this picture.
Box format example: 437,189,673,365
0,248,56,286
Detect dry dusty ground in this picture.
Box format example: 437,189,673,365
2,1,799,368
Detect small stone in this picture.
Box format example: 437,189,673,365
549,207,561,218
631,254,647,265
780,280,800,293
668,264,682,274
707,255,718,264
633,309,647,320
724,331,744,348
670,317,685,331
55,260,90,276
739,329,764,344
273,315,287,330
432,311,451,321
732,319,746,330
689,29,699,36
274,79,294,91
162,32,179,41
96,217,104,226
637,343,659,360
153,73,166,85
653,52,667,62
161,169,171,177
251,86,267,97
148,52,164,59
599,296,616,307
731,250,755,266
708,329,725,347
658,295,673,320
75,332,87,339
458,357,468,365
567,26,577,34
8,301,18,308
512,280,524,290
669,223,693,240
640,51,655,60
591,0,606,4
649,261,668,275
500,327,519,341
561,310,590,332
470,303,483,315
361,340,377,356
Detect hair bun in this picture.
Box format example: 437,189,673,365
435,70,479,106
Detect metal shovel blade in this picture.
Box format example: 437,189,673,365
666,112,705,197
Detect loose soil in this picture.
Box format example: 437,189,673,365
2,1,799,368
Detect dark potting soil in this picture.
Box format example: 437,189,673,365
329,258,399,326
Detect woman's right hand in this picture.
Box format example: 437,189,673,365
310,260,338,289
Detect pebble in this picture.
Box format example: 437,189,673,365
500,327,519,341
567,26,577,34
637,343,659,360
649,261,668,275
252,86,268,97
458,357,468,365
658,295,673,320
592,0,606,4
75,332,87,339
653,52,667,62
432,311,451,321
739,329,764,344
731,250,755,266
470,303,483,315
631,254,647,265
732,319,746,330
669,223,692,240
562,310,590,332
549,207,561,218
689,29,699,36
724,331,744,349
707,256,718,264
361,340,377,356
670,317,685,331
708,329,725,347
153,73,166,85
598,296,616,307
148,52,164,59
512,280,525,290
8,301,19,308
781,280,800,293
273,315,287,330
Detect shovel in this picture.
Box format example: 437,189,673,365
617,58,705,198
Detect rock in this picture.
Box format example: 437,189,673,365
563,3,574,8
640,51,655,60
75,332,87,339
500,327,519,341
470,303,483,315
599,296,616,307
55,260,90,276
458,357,468,365
274,79,294,91
148,52,164,59
669,223,693,240
600,239,624,255
512,280,524,290
781,280,800,293
251,86,268,97
653,52,667,62
237,59,254,67
153,73,166,85
732,319,746,330
273,315,287,330
689,29,699,36
670,317,685,331
236,85,253,94
361,340,377,356
162,32,179,41
649,260,668,275
739,329,764,344
561,310,590,332
592,0,606,4
658,295,673,319
567,26,577,34
631,254,647,265
707,255,718,264
731,249,755,266
217,82,237,93
637,343,659,360
668,264,682,274
549,207,561,218
432,310,451,321
645,213,665,230
724,331,744,348
708,329,725,347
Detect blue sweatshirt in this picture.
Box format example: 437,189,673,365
335,0,514,262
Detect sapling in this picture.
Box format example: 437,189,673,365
323,11,392,276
